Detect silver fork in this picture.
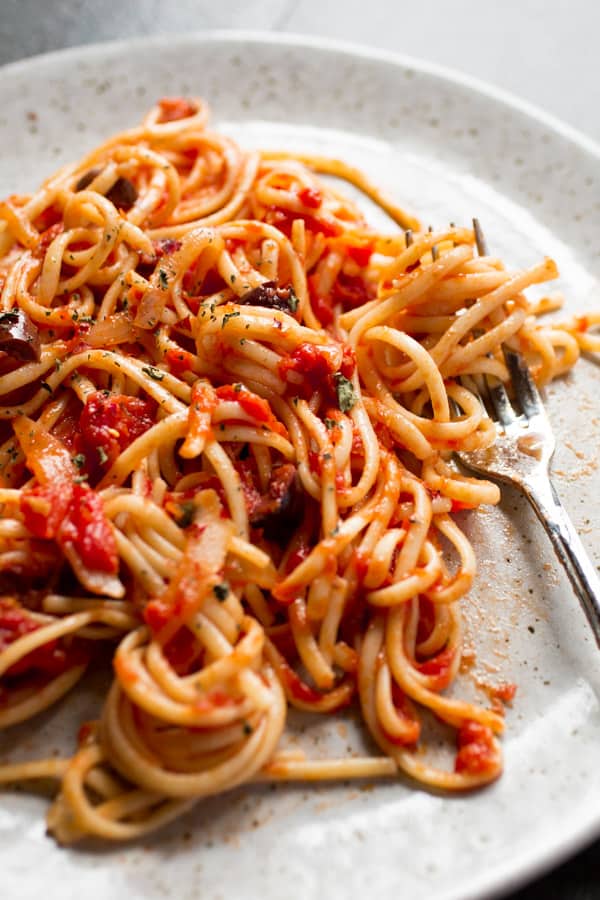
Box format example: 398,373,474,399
454,220,600,646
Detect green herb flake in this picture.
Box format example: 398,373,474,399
177,501,195,529
97,446,109,465
72,453,86,469
40,381,53,394
333,373,357,413
74,474,89,484
142,365,165,381
158,268,169,290
213,582,229,602
287,287,299,313
324,417,337,430
221,311,240,329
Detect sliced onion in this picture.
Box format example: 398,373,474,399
63,543,125,599
134,289,166,330
87,314,138,348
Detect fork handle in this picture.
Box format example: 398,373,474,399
524,475,600,646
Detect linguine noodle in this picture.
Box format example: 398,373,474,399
0,97,591,843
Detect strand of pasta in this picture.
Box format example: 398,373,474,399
0,96,590,844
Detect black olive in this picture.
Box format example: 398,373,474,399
251,464,304,542
239,281,299,315
106,177,138,211
0,310,41,362
75,167,102,191
75,168,138,210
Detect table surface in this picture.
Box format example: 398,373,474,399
1,2,599,898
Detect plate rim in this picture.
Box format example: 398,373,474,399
1,28,599,900
1,27,600,164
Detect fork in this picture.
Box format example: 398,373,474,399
453,220,600,646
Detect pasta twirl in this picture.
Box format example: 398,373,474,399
0,97,590,843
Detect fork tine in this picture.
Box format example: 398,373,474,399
469,218,516,427
484,376,517,427
428,225,439,260
472,217,489,256
503,348,543,418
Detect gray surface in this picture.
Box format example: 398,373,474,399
0,2,599,898
1,0,600,142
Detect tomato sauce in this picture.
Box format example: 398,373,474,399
21,481,118,574
273,652,323,703
382,683,421,745
416,646,455,690
0,599,79,678
278,342,340,397
455,720,498,775
166,347,195,376
61,483,118,573
79,391,154,472
263,206,343,239
216,384,287,437
450,498,478,512
157,97,198,123
297,186,322,209
186,382,218,446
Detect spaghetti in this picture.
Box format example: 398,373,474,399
0,97,590,843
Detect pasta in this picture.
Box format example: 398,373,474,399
0,97,590,843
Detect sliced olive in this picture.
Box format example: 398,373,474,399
251,463,304,541
75,167,102,191
106,177,138,211
0,310,40,362
239,281,299,314
76,168,138,210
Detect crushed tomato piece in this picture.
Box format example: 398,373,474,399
278,342,339,396
157,97,198,123
216,384,287,437
79,391,154,471
455,720,499,776
21,481,118,574
416,646,455,690
166,347,195,376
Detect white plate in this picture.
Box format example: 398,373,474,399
1,32,600,900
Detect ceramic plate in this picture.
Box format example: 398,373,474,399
1,32,600,900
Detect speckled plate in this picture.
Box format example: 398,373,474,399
1,32,600,900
